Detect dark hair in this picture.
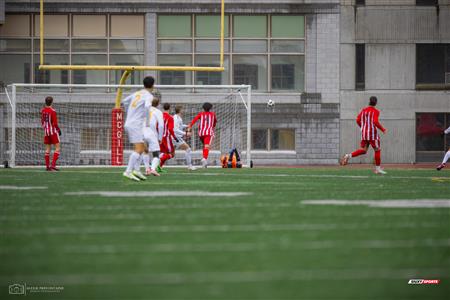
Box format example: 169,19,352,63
369,96,377,106
175,105,183,114
163,103,171,111
45,96,53,106
202,102,213,112
143,76,155,89
152,98,160,107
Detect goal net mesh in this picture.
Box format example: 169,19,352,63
2,85,250,167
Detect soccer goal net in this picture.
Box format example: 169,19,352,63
1,84,251,168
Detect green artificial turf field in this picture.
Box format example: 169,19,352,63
0,167,449,299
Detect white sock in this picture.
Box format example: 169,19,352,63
151,157,160,171
376,166,382,171
143,154,150,169
443,151,450,164
126,152,140,174
185,148,192,166
134,154,143,171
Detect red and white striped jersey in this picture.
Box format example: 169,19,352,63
190,111,217,137
41,106,59,137
162,112,176,140
356,106,386,141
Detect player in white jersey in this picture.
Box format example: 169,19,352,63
173,105,195,170
121,76,154,181
143,93,164,176
437,126,450,170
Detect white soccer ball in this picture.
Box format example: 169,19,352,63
267,99,275,107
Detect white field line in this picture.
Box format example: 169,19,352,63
0,185,47,190
302,199,450,208
1,222,443,236
0,268,447,285
5,169,450,181
64,191,251,197
1,239,449,256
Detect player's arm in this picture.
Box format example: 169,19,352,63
373,110,386,133
213,112,217,128
157,113,164,142
445,126,450,135
356,111,362,127
41,111,45,128
174,119,185,137
52,110,62,135
169,118,178,142
188,113,201,129
121,94,133,108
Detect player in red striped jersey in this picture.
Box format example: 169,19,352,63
41,96,61,171
188,102,217,168
158,103,178,171
436,126,450,170
340,96,387,174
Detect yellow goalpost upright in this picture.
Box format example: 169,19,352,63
38,0,227,165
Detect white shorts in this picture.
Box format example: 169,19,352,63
173,137,186,149
143,128,160,152
125,126,144,144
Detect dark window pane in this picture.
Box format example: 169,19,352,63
416,113,445,151
355,44,365,90
272,64,295,90
416,44,445,84
270,129,295,150
252,129,267,150
234,64,259,89
416,0,438,5
356,0,365,5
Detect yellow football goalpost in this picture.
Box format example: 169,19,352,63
38,0,226,107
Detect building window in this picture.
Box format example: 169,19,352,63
355,0,366,6
252,129,295,151
355,44,365,90
156,14,305,92
416,44,450,89
416,0,438,5
416,113,450,162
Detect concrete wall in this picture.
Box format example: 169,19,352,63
340,1,450,163
0,0,4,24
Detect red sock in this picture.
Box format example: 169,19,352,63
351,149,366,157
374,150,381,166
45,152,50,168
159,153,172,167
203,148,209,159
51,151,59,168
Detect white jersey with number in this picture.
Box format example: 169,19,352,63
122,89,153,129
173,114,187,140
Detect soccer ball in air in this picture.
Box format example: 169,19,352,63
267,99,275,107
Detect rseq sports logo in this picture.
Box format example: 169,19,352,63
408,279,440,285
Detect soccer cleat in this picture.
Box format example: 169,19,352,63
123,171,140,182
436,163,445,171
157,166,167,173
51,167,60,171
145,168,151,176
340,154,350,166
201,158,208,168
188,165,197,171
374,168,387,175
149,169,160,177
46,167,52,171
132,170,147,180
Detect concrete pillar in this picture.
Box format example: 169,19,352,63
145,13,157,78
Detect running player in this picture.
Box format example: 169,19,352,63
158,103,178,171
340,96,387,174
41,96,61,171
436,126,450,170
188,102,217,168
143,93,164,176
121,76,154,181
173,105,195,171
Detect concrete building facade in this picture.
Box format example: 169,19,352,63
0,0,449,165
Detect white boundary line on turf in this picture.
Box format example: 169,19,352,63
2,222,443,235
301,199,450,208
1,268,447,285
0,185,47,190
64,191,252,197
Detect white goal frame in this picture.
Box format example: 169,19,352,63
4,83,252,168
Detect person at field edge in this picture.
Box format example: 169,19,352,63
340,96,387,175
188,102,217,168
121,76,154,181
436,126,450,171
41,96,61,171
